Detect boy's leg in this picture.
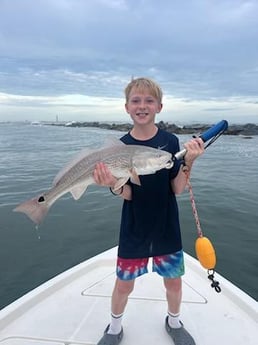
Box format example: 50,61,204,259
98,257,148,345
153,251,184,317
97,278,134,345
111,277,135,316
153,253,195,344
112,255,148,314
163,276,182,316
163,277,196,345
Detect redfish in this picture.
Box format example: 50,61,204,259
14,140,172,225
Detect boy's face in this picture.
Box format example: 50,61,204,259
125,88,163,126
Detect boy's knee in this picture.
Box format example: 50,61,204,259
164,277,182,293
114,279,135,296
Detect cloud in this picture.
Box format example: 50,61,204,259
0,0,257,122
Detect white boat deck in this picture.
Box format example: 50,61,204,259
0,247,257,345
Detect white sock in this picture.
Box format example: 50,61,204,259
107,312,123,335
168,311,181,329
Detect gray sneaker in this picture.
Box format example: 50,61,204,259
97,324,123,345
165,316,196,345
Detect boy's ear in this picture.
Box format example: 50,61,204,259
125,103,129,113
157,103,163,113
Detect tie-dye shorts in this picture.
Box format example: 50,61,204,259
116,250,184,280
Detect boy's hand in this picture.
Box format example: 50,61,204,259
183,138,204,166
93,162,118,188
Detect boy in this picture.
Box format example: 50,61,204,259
93,77,204,345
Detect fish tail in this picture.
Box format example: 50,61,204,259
13,196,50,225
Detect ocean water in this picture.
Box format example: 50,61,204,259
0,122,257,309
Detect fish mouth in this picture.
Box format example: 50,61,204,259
165,159,173,169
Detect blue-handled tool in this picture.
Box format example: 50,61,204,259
174,120,228,160
200,120,228,142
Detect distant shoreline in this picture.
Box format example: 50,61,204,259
1,121,257,136
48,120,258,136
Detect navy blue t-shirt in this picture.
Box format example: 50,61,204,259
118,128,182,259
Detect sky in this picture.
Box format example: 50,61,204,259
0,0,258,124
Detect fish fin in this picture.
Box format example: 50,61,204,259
70,184,89,200
53,148,94,186
130,169,141,186
53,139,125,186
113,177,129,191
13,196,50,225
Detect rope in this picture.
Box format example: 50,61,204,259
185,172,203,238
184,170,222,293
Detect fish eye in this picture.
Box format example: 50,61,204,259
38,196,45,203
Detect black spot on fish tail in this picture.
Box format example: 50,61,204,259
38,196,45,203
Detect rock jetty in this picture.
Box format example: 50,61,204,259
50,121,258,136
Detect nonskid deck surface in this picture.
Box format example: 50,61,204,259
0,248,257,345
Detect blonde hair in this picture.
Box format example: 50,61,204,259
124,77,163,104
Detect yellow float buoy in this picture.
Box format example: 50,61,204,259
195,236,216,270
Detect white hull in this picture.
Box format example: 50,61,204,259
0,247,257,344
